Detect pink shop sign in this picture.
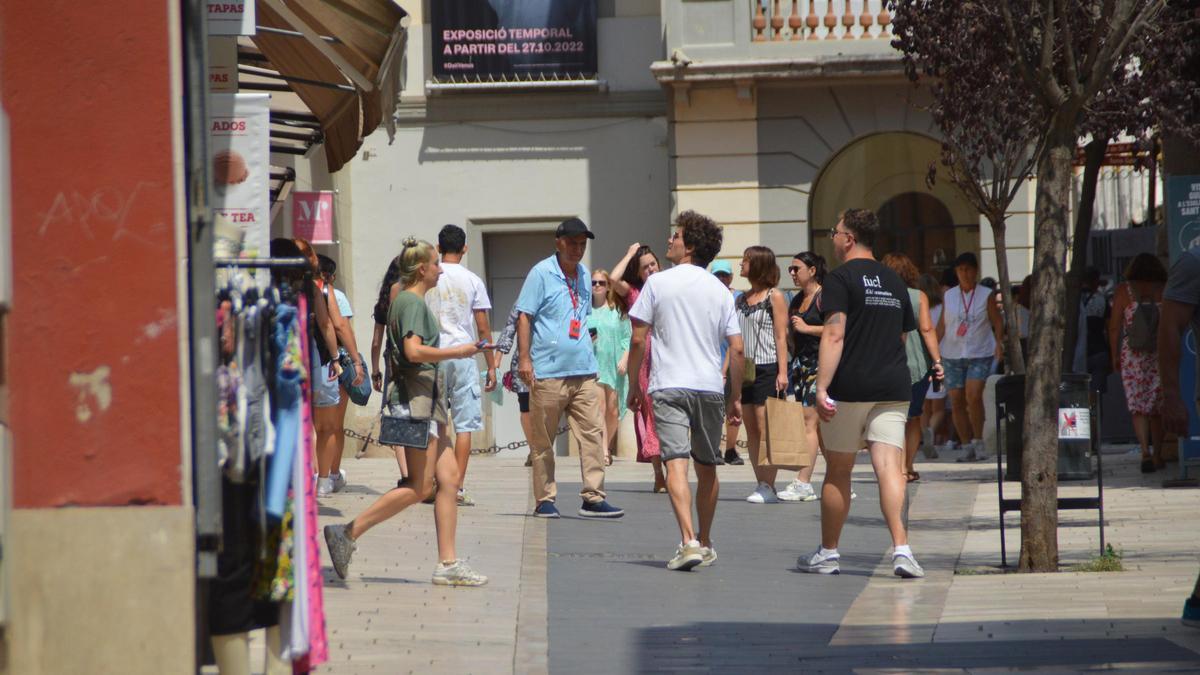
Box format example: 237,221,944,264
293,191,335,244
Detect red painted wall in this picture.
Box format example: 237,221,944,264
1,2,184,506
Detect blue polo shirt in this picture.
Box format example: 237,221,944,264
514,254,598,380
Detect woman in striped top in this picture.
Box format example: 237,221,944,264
737,246,790,504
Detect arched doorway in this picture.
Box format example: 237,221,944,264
877,192,957,272
809,132,979,276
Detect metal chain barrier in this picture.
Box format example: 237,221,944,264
346,427,747,455
345,425,570,455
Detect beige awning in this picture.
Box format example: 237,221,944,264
245,0,408,173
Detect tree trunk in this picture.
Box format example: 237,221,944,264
1020,127,1074,573
1061,137,1108,374
989,211,1026,374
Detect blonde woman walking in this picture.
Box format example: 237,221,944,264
324,237,492,586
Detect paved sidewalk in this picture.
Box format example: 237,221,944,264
301,447,1200,673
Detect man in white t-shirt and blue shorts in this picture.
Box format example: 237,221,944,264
426,225,498,506
627,211,745,571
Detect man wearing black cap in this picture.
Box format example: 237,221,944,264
514,218,624,519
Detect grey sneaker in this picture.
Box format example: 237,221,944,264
323,524,356,579
800,548,840,574
457,489,476,507
778,480,817,502
667,541,705,571
432,559,488,587
698,545,718,567
893,552,925,578
330,469,347,493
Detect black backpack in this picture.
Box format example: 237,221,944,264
1126,285,1159,353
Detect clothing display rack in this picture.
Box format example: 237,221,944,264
199,255,328,672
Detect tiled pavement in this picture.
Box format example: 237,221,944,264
290,447,1200,673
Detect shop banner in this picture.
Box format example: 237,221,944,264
208,0,256,36
1167,175,1200,264
208,37,238,93
210,93,270,260
292,191,335,244
431,0,597,80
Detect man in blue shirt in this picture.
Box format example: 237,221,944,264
516,218,624,519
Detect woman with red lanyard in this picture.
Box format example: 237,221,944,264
936,252,1003,463
611,243,666,492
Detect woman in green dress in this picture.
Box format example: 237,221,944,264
588,268,631,465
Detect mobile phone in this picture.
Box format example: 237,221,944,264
588,327,598,338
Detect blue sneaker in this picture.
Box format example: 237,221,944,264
1183,596,1200,628
534,501,560,519
578,500,624,518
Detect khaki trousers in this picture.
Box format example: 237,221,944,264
529,375,607,504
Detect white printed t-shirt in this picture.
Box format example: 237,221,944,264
426,262,491,348
629,263,741,395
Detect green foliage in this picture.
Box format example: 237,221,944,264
1070,544,1124,573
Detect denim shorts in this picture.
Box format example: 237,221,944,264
943,357,993,390
443,357,483,433
312,355,341,408
652,388,726,466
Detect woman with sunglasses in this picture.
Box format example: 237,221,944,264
587,269,631,465
777,252,828,502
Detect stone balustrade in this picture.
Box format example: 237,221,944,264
752,0,892,41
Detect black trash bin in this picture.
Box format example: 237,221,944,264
997,373,1096,482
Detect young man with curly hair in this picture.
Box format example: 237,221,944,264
626,211,745,571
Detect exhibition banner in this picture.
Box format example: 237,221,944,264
431,0,597,80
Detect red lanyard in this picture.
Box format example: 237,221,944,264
559,260,579,310
960,286,976,318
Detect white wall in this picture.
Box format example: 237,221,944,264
341,115,669,446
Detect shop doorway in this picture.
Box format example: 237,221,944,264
482,230,568,454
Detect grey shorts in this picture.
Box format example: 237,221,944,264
651,388,726,466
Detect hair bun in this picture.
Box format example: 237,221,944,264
402,236,418,248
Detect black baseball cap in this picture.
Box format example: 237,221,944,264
556,217,595,239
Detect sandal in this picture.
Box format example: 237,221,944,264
906,471,920,483
653,476,668,493
1141,457,1156,474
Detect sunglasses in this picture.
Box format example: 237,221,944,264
592,279,608,286
788,266,802,274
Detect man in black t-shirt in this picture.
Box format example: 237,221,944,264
799,208,927,579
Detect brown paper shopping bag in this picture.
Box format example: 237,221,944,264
760,396,813,470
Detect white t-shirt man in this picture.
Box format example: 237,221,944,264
629,263,740,393
426,262,491,348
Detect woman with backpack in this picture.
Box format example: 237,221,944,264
1109,253,1168,473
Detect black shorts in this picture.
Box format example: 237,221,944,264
741,362,782,406
518,391,530,413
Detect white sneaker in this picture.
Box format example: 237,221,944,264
698,545,718,567
746,482,779,504
957,439,988,463
800,548,840,574
893,551,925,578
316,476,334,497
778,479,817,502
330,469,347,493
667,540,705,571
